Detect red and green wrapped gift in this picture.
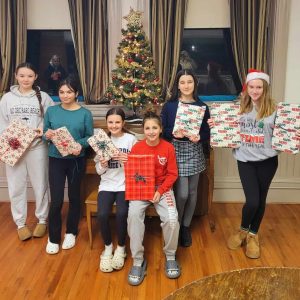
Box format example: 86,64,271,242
210,103,241,148
272,102,300,154
87,128,119,161
173,102,206,138
0,119,37,166
125,154,155,201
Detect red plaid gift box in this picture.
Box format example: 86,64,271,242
87,128,119,161
0,119,37,167
125,154,155,201
51,127,80,157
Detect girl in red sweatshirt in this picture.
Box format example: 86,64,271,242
127,111,180,286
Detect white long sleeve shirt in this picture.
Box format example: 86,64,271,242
94,133,137,192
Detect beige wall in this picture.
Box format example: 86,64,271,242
185,0,230,28
284,0,300,103
27,0,71,29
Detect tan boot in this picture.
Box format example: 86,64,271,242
17,226,32,241
227,229,248,250
33,223,47,238
246,234,260,259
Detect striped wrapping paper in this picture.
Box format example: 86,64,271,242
173,102,206,138
125,154,155,201
210,103,241,148
272,102,300,154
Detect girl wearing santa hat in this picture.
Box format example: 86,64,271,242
209,69,300,259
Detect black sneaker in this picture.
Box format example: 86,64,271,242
125,115,143,124
180,226,192,247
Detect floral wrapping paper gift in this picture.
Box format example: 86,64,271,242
272,102,300,154
0,119,37,166
87,128,119,161
173,102,206,138
210,103,241,148
51,126,81,157
124,154,155,201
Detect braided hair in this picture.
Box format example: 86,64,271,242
15,62,44,117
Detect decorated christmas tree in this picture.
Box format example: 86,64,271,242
104,8,163,113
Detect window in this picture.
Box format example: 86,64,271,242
26,30,82,98
181,29,241,99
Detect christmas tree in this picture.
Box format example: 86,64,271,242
104,8,162,113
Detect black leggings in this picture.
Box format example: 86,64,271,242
97,191,129,246
238,156,278,233
48,157,86,243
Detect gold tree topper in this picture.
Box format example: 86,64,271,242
123,7,143,26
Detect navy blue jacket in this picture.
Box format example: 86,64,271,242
161,99,210,143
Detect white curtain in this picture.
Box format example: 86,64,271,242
107,0,150,75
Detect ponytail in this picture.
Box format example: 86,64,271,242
33,84,44,117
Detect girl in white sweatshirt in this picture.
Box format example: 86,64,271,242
95,108,136,272
0,62,53,241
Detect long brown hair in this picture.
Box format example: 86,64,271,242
240,79,276,119
15,62,44,117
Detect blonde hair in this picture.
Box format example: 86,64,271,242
240,80,276,119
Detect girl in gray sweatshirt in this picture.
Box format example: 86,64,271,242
0,62,53,241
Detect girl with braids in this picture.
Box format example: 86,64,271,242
0,62,54,241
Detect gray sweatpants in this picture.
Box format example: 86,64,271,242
127,189,179,265
5,145,50,228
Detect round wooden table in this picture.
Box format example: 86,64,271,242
165,267,300,300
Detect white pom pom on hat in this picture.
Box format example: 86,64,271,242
246,69,270,85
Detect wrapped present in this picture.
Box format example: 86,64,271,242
51,127,80,157
272,102,300,154
0,119,37,166
125,154,155,201
210,103,241,148
87,128,119,161
173,102,206,138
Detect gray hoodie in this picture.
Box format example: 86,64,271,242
0,85,54,149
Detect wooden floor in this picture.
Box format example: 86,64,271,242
1,202,300,300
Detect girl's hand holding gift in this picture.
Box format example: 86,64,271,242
98,157,108,168
112,151,128,163
34,127,43,137
207,118,215,129
173,130,185,139
45,129,56,140
189,134,200,143
68,142,82,156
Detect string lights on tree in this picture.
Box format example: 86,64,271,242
104,8,163,113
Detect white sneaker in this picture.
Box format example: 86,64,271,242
62,233,76,250
46,239,59,255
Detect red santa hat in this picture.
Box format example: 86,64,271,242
245,68,270,85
